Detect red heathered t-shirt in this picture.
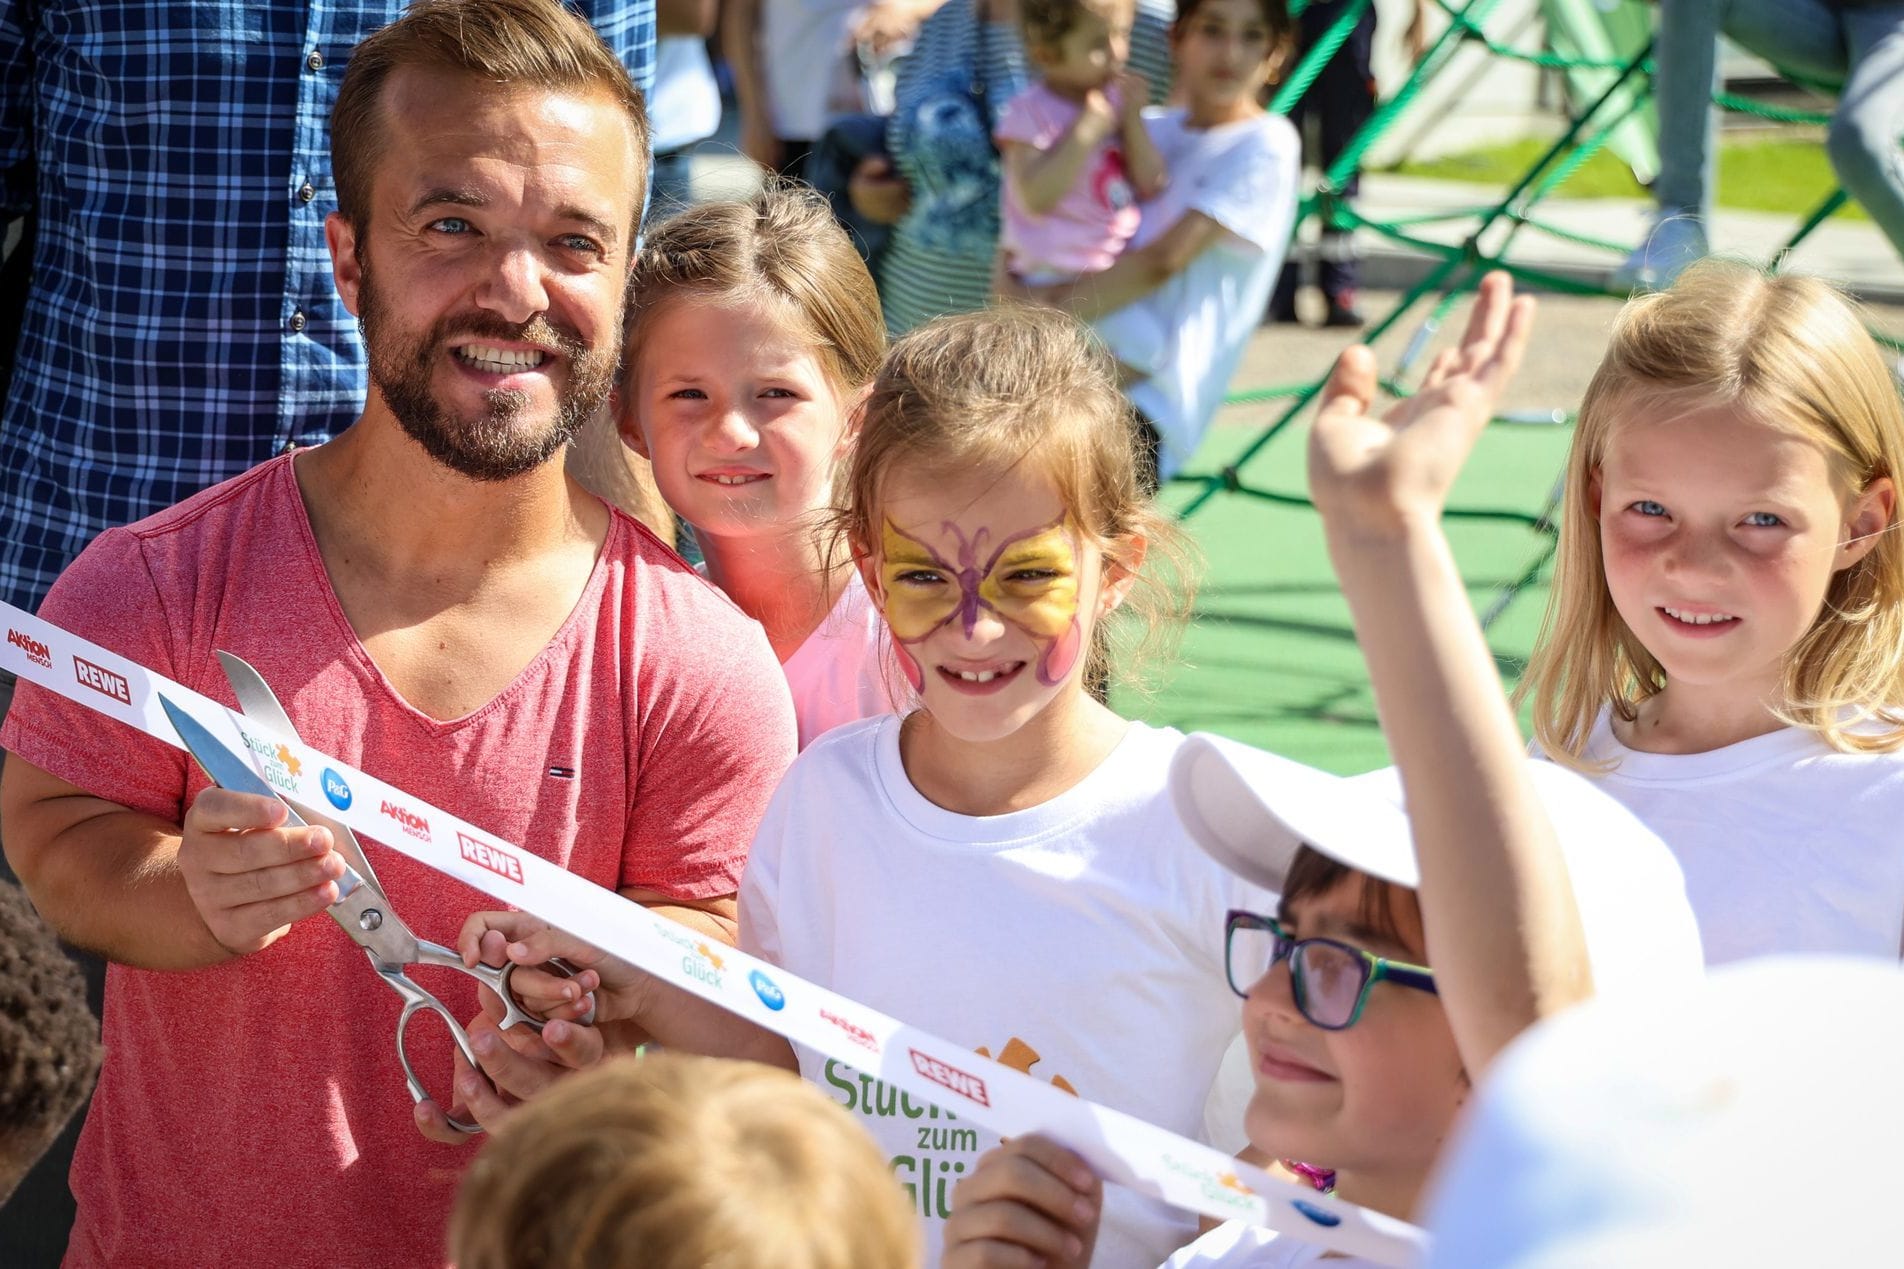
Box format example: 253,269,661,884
0,455,798,1268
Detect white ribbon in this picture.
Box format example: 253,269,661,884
0,600,1426,1265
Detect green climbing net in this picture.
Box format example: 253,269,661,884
1180,0,1864,630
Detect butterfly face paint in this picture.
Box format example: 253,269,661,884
878,513,1087,692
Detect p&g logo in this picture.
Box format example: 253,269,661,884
749,969,785,1011
322,768,352,811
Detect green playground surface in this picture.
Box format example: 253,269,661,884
1119,407,1575,776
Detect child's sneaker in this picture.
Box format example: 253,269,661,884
1612,209,1709,293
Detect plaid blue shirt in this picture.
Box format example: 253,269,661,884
0,1,654,612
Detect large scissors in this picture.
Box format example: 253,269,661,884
159,651,582,1134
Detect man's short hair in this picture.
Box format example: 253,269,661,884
0,882,100,1202
331,0,650,231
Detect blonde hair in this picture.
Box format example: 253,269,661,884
332,0,649,234
627,183,886,397
449,1053,921,1269
839,304,1196,690
1522,260,1904,763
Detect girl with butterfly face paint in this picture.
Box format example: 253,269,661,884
735,306,1265,1268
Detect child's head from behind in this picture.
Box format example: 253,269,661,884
1022,0,1135,96
620,184,885,543
449,1052,921,1269
843,305,1191,738
1528,261,1904,759
1170,0,1293,111
0,883,101,1207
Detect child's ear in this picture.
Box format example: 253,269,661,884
853,541,885,606
611,384,652,460
1098,533,1147,617
838,387,872,461
1839,475,1897,570
1586,468,1604,520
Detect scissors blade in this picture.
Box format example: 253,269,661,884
159,695,368,903
216,650,388,898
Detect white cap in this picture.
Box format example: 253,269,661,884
1167,734,1705,1001
1423,955,1904,1265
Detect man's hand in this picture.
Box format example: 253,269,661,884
848,155,913,225
1308,271,1534,542
943,1135,1102,1269
176,787,347,957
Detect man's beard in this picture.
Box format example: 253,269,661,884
357,257,619,483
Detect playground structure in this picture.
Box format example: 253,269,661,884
1178,0,1865,632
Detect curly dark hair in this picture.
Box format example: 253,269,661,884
0,883,100,1174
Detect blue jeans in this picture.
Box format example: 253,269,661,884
1655,0,1904,255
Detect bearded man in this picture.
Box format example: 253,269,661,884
0,3,796,1266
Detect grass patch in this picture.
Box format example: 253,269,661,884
1384,135,1862,221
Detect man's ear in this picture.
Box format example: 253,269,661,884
326,212,364,317
612,383,651,459
1098,533,1148,617
1840,475,1897,571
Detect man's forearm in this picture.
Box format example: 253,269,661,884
6,809,231,970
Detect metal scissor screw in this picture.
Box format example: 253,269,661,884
360,910,383,932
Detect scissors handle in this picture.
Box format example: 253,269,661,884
386,945,596,1135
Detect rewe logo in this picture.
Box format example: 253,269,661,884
7,629,50,668
73,655,130,705
379,800,431,841
909,1049,991,1108
458,832,524,884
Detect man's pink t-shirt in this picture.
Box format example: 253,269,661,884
995,81,1141,277
0,455,797,1269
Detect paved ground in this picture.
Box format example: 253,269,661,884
1130,285,1904,772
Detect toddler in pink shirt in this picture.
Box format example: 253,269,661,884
996,0,1167,282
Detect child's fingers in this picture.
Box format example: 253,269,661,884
998,1134,1099,1195
943,1238,1050,1269
1316,345,1379,429
456,910,544,967
1420,348,1458,393
503,927,608,971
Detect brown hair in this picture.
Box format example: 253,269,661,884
1021,0,1131,52
1172,0,1295,62
331,0,650,233
1521,260,1904,764
450,1053,921,1269
1279,846,1424,960
841,304,1196,691
0,883,100,1205
626,183,886,397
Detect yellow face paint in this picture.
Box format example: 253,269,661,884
877,513,1086,688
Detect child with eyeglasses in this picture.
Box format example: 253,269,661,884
940,274,1709,1268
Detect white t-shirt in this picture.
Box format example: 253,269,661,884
762,0,868,140
782,571,901,748
739,715,1267,1268
1161,1222,1383,1269
650,36,722,154
1571,708,1904,964
1093,109,1299,479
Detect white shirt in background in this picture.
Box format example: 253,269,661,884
650,36,723,154
1572,707,1904,964
739,715,1266,1268
1161,1223,1384,1269
762,0,868,140
1094,109,1300,479
782,570,900,748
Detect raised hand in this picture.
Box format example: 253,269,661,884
1308,271,1535,540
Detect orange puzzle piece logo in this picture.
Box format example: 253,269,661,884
695,943,725,972
276,745,302,779
975,1037,1077,1097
